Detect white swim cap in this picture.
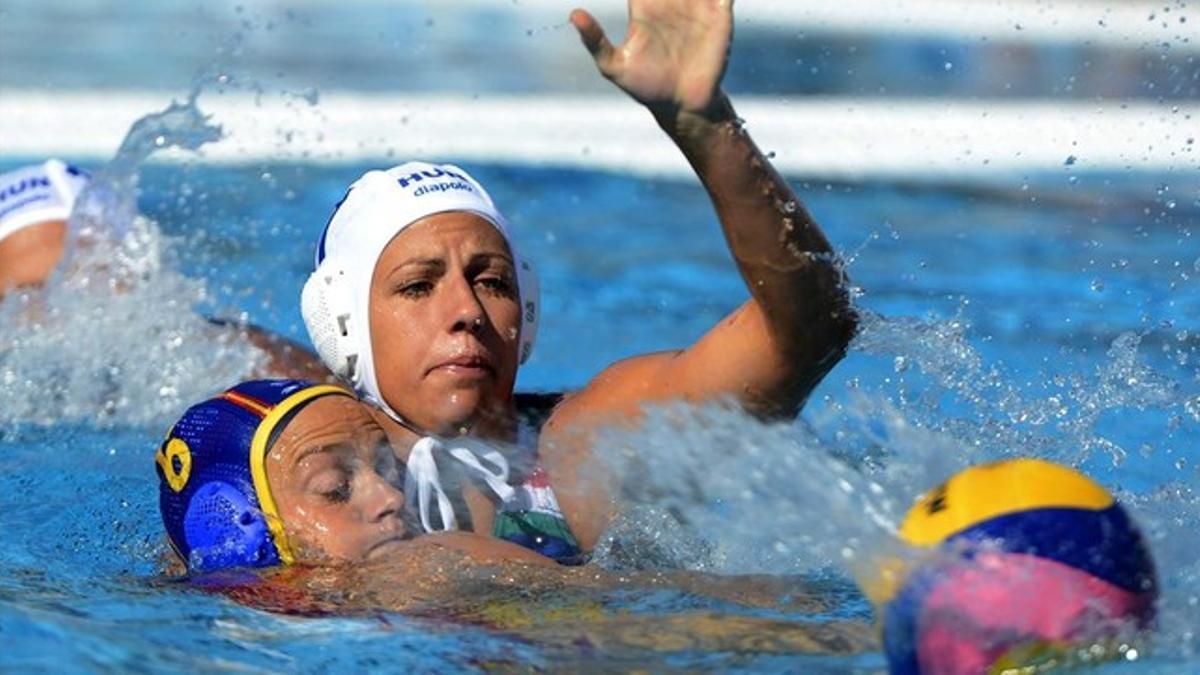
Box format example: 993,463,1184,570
0,159,89,243
301,161,539,422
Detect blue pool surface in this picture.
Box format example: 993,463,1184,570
1,0,1199,670
1,155,1196,671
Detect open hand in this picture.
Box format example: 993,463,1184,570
570,0,732,118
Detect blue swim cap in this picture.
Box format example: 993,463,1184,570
156,379,352,573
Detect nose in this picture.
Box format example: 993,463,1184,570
445,274,487,334
363,470,404,523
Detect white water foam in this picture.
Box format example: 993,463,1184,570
0,95,266,430
587,308,1197,654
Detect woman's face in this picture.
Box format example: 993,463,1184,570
368,211,521,435
266,395,409,563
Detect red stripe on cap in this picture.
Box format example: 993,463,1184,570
220,390,274,418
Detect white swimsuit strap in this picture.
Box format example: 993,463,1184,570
403,436,516,533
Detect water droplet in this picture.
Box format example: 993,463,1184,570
1090,278,1105,292
154,135,166,147
1184,395,1200,422
943,61,953,71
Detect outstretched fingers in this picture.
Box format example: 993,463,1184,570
569,8,615,74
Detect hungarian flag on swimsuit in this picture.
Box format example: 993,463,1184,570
493,466,585,565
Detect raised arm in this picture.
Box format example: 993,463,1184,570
557,1,853,419
541,0,857,549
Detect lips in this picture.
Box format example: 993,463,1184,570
428,354,495,378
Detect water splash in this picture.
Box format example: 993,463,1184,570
67,89,222,273
591,307,1198,655
851,311,1188,468
592,401,912,576
0,92,264,430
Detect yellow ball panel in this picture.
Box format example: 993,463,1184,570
899,458,1113,547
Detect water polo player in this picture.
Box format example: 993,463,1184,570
157,379,554,573
0,159,88,298
301,0,858,554
0,159,328,381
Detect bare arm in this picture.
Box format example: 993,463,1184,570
0,220,67,299
206,318,337,383
541,1,856,549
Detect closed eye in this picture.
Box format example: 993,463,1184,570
321,481,352,503
303,452,354,503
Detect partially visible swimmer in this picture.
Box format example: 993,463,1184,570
0,159,86,299
864,458,1157,674
155,378,877,656
0,159,329,382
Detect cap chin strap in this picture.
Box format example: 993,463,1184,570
372,392,517,532
403,435,516,533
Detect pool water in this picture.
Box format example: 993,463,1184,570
2,0,1199,670
1,140,1197,670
